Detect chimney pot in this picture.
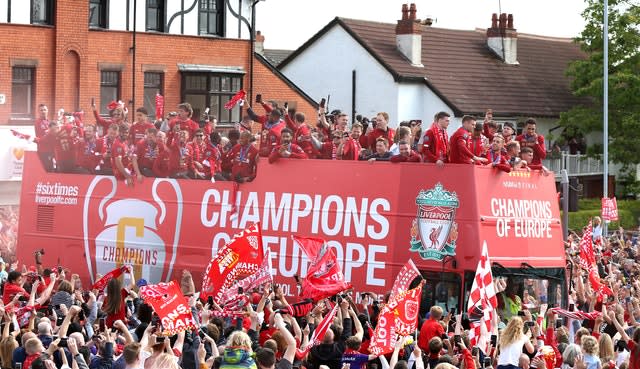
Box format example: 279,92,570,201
507,14,514,29
401,4,409,20
491,13,498,28
499,13,507,29
409,3,417,20
254,30,265,54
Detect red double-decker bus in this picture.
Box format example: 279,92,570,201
17,152,566,313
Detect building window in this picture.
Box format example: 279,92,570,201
12,67,35,119
146,0,165,32
32,0,54,25
198,0,223,36
100,71,120,115
182,73,242,126
144,72,163,119
89,0,107,28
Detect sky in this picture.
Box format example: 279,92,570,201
254,0,588,50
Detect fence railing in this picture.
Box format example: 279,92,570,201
543,152,603,178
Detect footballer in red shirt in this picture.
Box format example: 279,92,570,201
229,131,259,182
268,128,308,163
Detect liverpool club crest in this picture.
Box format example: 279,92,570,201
410,183,459,261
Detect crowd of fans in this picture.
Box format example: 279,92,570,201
0,223,636,369
0,206,18,269
31,99,550,185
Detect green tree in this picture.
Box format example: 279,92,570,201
559,0,640,166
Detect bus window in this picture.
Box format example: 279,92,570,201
494,276,560,321
412,271,462,319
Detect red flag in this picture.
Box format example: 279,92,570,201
578,221,612,301
91,265,128,291
392,284,423,336
294,236,352,301
11,129,32,141
295,302,339,359
601,197,619,221
578,221,596,269
140,281,197,335
225,90,246,110
368,307,397,355
155,93,164,120
467,242,498,351
391,260,420,297
201,223,264,303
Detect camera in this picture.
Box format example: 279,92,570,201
34,249,45,255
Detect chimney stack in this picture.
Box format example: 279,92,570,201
395,3,423,67
486,13,518,64
254,30,265,55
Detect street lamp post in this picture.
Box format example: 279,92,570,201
603,0,609,235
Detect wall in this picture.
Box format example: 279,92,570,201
0,0,314,126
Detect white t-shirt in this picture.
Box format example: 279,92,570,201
497,335,529,366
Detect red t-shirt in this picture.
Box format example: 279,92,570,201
129,122,155,143
136,139,160,170
2,283,27,304
418,318,444,351
111,138,132,180
230,144,259,180
105,289,128,328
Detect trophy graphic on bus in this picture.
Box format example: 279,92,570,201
82,176,184,284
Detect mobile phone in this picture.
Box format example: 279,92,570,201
59,337,68,348
15,363,22,369
155,336,165,344
569,303,575,311
319,98,326,108
55,304,61,310
207,296,214,306
517,311,525,317
238,287,244,295
526,321,535,327
454,334,461,344
450,307,456,316
483,357,492,368
556,318,563,329
99,317,106,332
284,102,289,109
472,347,479,356
255,94,262,103
56,315,65,326
490,334,497,346
199,327,208,339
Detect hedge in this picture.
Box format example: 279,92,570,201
565,198,640,231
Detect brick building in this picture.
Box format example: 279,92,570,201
0,0,317,127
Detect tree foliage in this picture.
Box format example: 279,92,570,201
559,0,640,165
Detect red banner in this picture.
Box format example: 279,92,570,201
294,236,352,301
224,90,246,110
201,223,264,303
391,284,423,336
220,251,272,304
369,307,397,355
91,265,128,291
601,197,618,221
140,280,197,335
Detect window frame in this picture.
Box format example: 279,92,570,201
181,72,243,127
146,0,165,32
11,66,36,121
99,70,121,116
31,0,54,26
198,0,224,36
143,72,164,120
89,0,108,29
